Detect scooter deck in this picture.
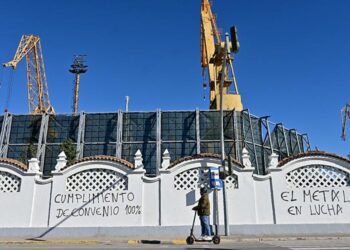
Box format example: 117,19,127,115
192,236,215,242
194,239,213,242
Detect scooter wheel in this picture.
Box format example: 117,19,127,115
212,235,220,244
186,236,195,245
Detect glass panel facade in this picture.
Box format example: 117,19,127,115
9,115,42,144
48,115,79,143
85,113,117,143
123,112,156,142
161,111,196,141
199,111,221,140
7,144,36,164
0,110,309,177
44,145,61,176
84,143,116,157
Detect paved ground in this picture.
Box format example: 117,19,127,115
1,237,350,249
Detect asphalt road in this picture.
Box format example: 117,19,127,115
1,238,350,250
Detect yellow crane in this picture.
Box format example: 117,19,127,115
200,0,243,110
3,35,54,114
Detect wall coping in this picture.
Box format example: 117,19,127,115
62,155,134,171
167,153,243,169
0,158,28,172
277,151,350,168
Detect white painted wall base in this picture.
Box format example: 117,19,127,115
0,224,350,240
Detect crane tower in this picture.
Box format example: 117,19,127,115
3,35,54,114
200,0,243,110
69,55,87,114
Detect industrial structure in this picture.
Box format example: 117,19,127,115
0,2,309,178
3,35,54,114
69,55,88,115
0,110,309,177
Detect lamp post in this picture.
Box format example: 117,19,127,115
219,33,233,236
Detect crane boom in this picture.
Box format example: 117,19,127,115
200,0,243,111
201,0,221,70
341,104,350,140
3,35,54,114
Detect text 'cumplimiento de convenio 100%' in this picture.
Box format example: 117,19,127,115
54,192,136,204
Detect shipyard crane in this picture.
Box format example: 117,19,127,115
69,55,88,114
200,0,243,110
341,104,350,140
3,35,54,114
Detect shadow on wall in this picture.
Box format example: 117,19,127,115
186,190,197,206
29,176,127,240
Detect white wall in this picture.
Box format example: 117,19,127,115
270,156,350,224
227,168,257,225
141,176,160,226
30,178,52,227
49,161,144,227
1,152,350,228
0,164,36,227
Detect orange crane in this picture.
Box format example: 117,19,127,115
3,35,54,114
200,0,243,110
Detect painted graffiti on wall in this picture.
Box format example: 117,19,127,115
53,191,142,219
280,189,350,216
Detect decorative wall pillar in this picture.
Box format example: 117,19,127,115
242,148,253,170
134,149,144,169
53,151,67,173
28,158,41,175
268,152,279,170
161,149,171,169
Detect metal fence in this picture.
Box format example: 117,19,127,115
0,110,310,177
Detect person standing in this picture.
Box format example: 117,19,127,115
193,187,212,240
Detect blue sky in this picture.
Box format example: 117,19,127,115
0,0,350,157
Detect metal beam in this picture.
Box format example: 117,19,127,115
302,134,311,151
273,125,281,154
290,129,301,153
0,113,13,158
260,116,273,174
116,110,123,158
260,116,274,152
232,110,240,162
36,113,49,172
196,109,201,154
156,109,161,176
241,110,247,146
76,112,86,159
246,110,259,174
278,123,290,156
295,131,302,153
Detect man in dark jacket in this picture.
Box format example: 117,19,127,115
193,187,211,240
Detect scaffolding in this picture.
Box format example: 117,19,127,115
0,110,310,177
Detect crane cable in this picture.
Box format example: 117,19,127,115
4,69,15,112
0,66,3,91
0,53,4,91
202,68,208,101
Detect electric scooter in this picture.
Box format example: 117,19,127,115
186,210,220,245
